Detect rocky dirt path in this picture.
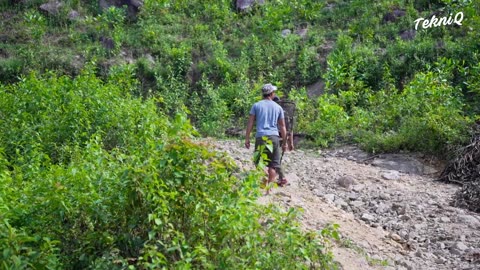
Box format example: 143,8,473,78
207,139,480,270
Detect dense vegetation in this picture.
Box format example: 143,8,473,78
1,0,479,154
1,0,479,268
0,70,339,268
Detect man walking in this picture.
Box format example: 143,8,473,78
245,83,287,193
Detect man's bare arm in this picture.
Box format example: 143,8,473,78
289,130,295,151
245,114,255,149
278,118,287,151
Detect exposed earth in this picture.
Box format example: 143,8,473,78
208,139,480,270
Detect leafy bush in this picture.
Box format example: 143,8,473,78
295,56,472,155
0,71,336,268
351,63,472,154
0,57,24,83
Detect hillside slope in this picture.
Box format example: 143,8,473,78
1,0,479,156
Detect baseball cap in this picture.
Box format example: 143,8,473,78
262,83,277,95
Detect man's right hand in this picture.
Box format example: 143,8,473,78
245,140,250,149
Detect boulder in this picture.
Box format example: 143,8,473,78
235,0,265,11
68,10,80,21
323,193,335,203
281,29,291,37
295,27,308,39
39,0,63,16
399,30,416,41
99,36,115,50
306,80,325,98
382,170,401,180
370,155,423,174
382,9,406,23
361,213,375,223
335,175,355,189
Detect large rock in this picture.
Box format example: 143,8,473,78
281,29,291,37
323,193,335,203
68,10,80,21
370,155,424,174
382,9,406,23
235,0,265,11
399,30,416,41
452,242,469,251
39,0,63,16
335,175,355,189
361,213,375,223
306,80,325,98
99,36,115,50
382,170,401,180
295,27,308,39
456,214,480,229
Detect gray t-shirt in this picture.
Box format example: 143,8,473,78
249,99,284,138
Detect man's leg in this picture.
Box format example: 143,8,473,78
265,166,277,195
271,136,288,187
273,136,288,187
275,166,285,179
288,131,295,151
254,137,275,192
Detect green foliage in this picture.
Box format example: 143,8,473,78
297,45,322,85
387,67,470,153
0,72,336,268
3,0,480,266
311,95,350,147
253,136,274,169
189,79,232,137
4,0,477,145
23,9,47,41
0,220,61,269
0,67,150,163
0,57,24,83
304,58,472,155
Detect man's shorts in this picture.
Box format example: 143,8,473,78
254,135,281,168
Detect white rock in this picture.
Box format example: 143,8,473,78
439,217,451,223
452,242,468,251
414,223,427,230
457,215,480,228
435,257,447,264
375,203,390,214
390,233,402,242
382,170,400,180
361,213,376,222
281,29,291,37
323,194,335,203
352,184,366,192
334,198,348,207
336,175,355,189
349,201,365,208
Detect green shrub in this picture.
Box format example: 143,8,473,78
352,65,472,154
310,95,350,147
0,71,337,269
0,220,61,269
0,57,24,83
189,78,232,136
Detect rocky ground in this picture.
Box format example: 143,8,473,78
208,139,480,270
